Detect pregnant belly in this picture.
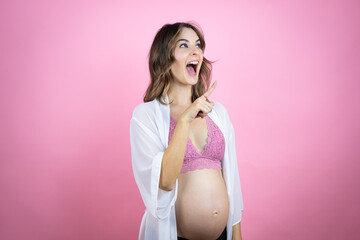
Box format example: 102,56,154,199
175,169,229,240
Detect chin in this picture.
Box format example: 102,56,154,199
184,75,199,85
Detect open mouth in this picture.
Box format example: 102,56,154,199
186,60,199,77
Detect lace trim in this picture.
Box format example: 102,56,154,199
180,158,222,173
168,115,225,173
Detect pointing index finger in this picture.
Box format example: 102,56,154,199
203,81,217,99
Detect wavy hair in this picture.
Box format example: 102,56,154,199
143,22,213,104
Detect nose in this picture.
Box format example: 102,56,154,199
191,46,201,55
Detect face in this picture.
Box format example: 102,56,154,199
170,27,204,86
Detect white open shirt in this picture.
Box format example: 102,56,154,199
130,95,244,240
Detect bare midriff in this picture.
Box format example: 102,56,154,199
175,168,229,239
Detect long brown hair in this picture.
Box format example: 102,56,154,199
143,22,213,104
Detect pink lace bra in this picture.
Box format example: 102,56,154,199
168,115,225,173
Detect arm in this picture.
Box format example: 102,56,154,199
159,82,218,191
131,106,212,218
232,222,242,240
220,103,244,239
159,119,190,191
130,116,175,219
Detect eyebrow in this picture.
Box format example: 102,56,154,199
176,38,201,43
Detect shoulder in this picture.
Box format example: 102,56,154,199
131,99,158,121
212,100,230,122
130,100,161,133
211,100,234,138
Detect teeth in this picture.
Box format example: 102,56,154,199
188,61,199,65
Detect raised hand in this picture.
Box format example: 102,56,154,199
180,81,217,123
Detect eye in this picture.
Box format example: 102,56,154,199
179,43,202,49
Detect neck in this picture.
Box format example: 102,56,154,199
168,81,193,107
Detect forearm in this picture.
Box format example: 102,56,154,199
159,119,190,191
232,222,242,240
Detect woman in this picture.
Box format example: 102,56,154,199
130,22,244,240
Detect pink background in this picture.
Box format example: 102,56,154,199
1,0,360,239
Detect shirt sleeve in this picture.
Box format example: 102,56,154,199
228,122,244,225
130,112,177,220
